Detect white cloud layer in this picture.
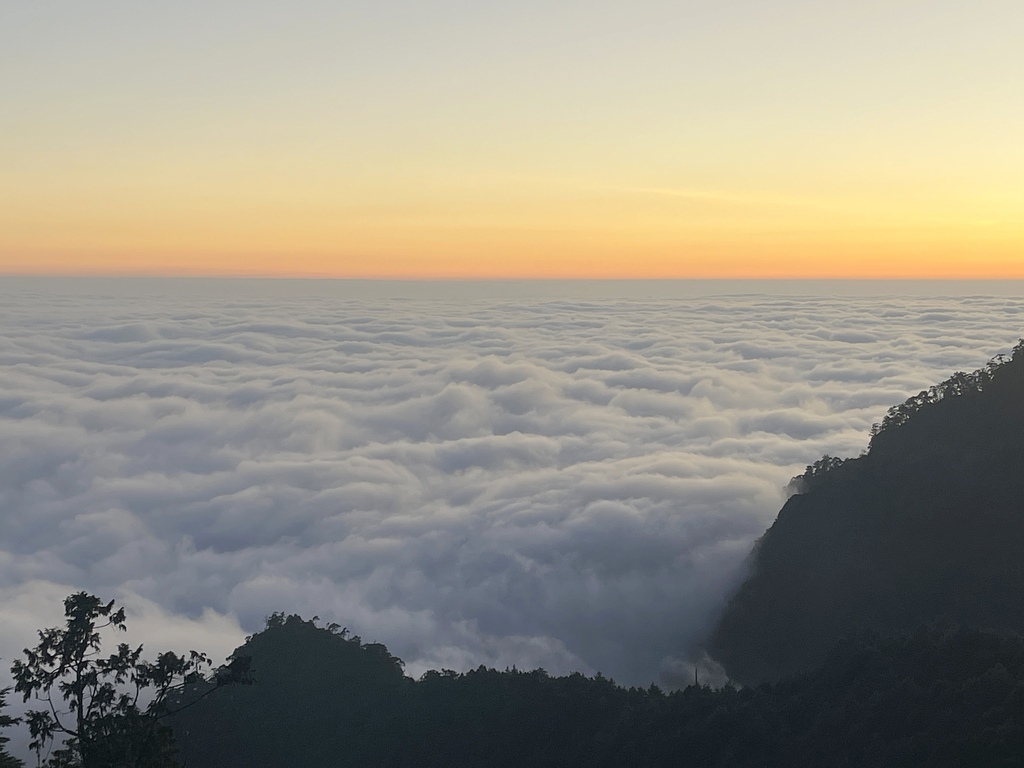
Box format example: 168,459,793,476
0,283,1021,695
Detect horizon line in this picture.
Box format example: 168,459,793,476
6,274,1024,283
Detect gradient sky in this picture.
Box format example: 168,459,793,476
2,1,1022,278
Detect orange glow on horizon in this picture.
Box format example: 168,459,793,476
3,177,1021,280
4,233,1022,280
4,2,1022,281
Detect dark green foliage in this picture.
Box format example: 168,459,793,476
169,617,1024,768
11,593,247,768
0,684,23,768
168,614,408,768
711,342,1024,683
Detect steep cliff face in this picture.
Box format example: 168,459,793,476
709,342,1024,684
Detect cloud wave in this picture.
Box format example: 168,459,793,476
0,285,1021,689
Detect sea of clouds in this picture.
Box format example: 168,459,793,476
0,281,1022,697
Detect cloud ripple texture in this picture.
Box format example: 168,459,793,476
0,284,1021,686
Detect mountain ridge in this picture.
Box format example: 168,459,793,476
709,340,1024,684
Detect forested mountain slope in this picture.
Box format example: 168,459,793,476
168,616,1024,768
711,341,1024,684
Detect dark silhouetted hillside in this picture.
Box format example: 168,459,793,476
711,341,1024,684
168,613,408,767
168,617,1024,768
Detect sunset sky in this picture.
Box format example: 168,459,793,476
2,0,1021,278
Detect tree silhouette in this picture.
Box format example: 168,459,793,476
0,683,23,768
11,592,249,768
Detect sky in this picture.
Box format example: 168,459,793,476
2,1,1022,278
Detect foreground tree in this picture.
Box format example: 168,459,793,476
11,593,249,768
0,683,23,768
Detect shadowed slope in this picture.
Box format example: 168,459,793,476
167,616,1024,768
710,341,1024,684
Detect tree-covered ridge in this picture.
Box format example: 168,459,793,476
712,341,1024,684
166,616,1024,768
871,340,1024,437
793,339,1024,493
9,601,1024,768
9,590,1024,767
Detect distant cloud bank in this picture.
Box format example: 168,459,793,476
0,286,1020,686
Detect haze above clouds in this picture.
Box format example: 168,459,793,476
0,282,1021,687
